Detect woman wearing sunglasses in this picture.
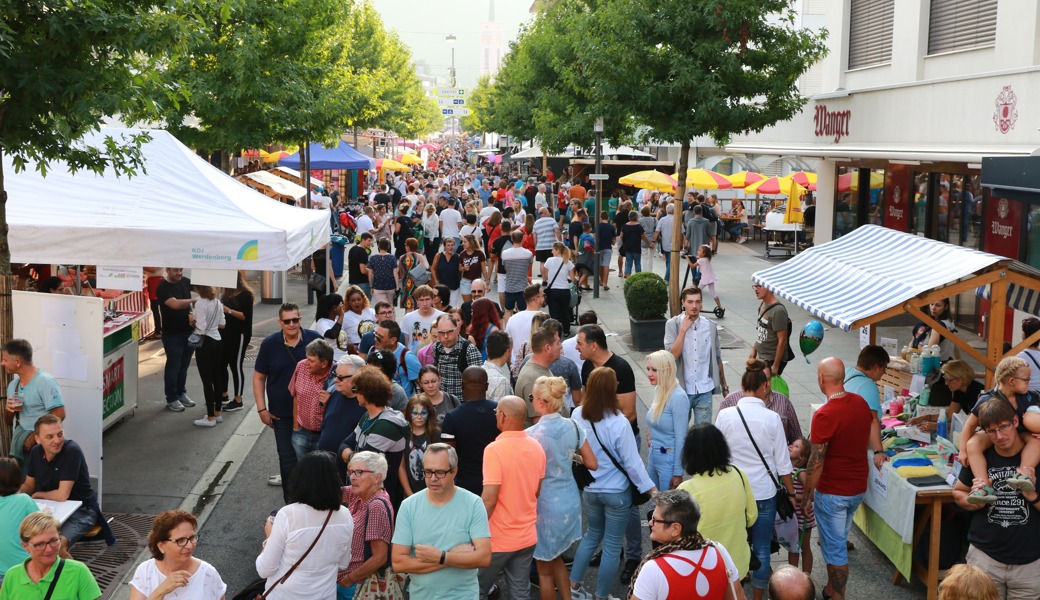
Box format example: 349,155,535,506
130,510,225,600
400,395,440,497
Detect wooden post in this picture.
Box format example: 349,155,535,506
985,274,1009,388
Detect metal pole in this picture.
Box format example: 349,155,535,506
593,118,603,298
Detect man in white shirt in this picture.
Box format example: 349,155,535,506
399,286,445,355
504,284,545,365
654,203,676,283
439,202,464,248
482,330,513,402
532,207,562,274
356,206,377,238
562,310,596,373
500,231,534,316
663,286,728,425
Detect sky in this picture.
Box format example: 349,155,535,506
369,0,536,90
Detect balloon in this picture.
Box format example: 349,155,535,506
799,320,825,362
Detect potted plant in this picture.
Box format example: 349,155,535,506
623,272,668,351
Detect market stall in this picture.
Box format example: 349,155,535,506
237,170,308,204
3,127,331,496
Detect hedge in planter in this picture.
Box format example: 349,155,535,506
624,272,668,320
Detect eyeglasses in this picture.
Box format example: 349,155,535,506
435,328,456,335
281,317,302,325
27,537,61,551
752,285,762,290
374,334,384,342
647,515,675,528
410,409,429,416
167,534,199,548
348,469,374,478
983,422,1015,436
334,374,353,381
1011,376,1031,383
423,468,454,480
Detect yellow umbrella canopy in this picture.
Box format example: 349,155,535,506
671,168,734,190
725,171,767,189
618,170,677,192
375,158,410,172
744,175,805,196
395,153,423,165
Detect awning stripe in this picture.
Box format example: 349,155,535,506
753,225,1005,331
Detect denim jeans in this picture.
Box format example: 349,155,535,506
570,490,632,598
161,333,194,404
291,428,321,462
688,391,713,425
621,252,640,275
647,448,677,493
750,494,778,590
663,252,672,282
272,417,298,504
815,491,865,566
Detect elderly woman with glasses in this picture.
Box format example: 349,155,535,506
130,510,225,600
0,512,101,600
338,451,395,599
910,359,984,432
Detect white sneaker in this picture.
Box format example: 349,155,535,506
193,418,216,428
178,395,196,407
570,585,592,600
215,416,223,423
268,475,282,486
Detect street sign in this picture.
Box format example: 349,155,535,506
441,108,472,116
588,173,609,181
436,98,467,107
436,87,466,96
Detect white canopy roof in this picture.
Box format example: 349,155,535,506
4,128,330,271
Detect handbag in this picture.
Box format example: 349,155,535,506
590,420,652,505
354,497,405,600
736,467,762,573
257,509,335,599
308,271,327,292
735,407,796,521
188,301,218,349
570,419,595,490
407,255,431,286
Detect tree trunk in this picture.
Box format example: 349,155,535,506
0,156,15,455
669,140,690,316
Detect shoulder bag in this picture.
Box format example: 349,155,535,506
590,420,652,505
735,407,795,521
258,509,335,599
354,497,405,600
758,302,795,363
570,419,595,490
188,301,219,349
43,558,66,600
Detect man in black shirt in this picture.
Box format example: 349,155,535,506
156,268,199,412
954,398,1040,598
440,367,498,496
373,184,392,207
348,233,373,299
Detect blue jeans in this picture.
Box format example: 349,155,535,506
750,495,778,590
688,391,713,425
663,251,672,281
570,490,632,598
624,252,642,275
815,491,865,566
273,417,298,504
161,333,194,404
647,448,677,493
291,428,321,462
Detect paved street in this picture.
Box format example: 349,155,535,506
102,238,933,599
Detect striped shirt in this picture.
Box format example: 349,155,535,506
501,246,533,293
720,391,804,444
532,216,560,250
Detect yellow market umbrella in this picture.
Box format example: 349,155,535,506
375,158,410,172
725,171,767,189
671,168,733,190
784,192,804,225
744,175,804,196
263,150,290,164
619,169,677,192
787,171,817,188
395,153,423,165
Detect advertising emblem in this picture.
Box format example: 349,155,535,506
993,85,1018,134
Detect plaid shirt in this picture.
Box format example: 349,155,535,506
288,360,331,432
433,340,483,398
720,390,803,444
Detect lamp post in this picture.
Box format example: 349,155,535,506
446,34,457,137
593,117,603,299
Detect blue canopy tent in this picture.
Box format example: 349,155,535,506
281,141,374,198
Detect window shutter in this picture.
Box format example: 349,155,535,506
848,0,895,70
928,0,998,54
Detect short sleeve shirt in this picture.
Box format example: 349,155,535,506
348,245,369,284
254,330,322,417
26,439,97,505
460,250,485,281
440,401,499,495
581,353,636,395
156,277,193,333
482,432,546,552
844,367,882,420
959,447,1040,565
0,558,101,600
9,370,63,427
809,393,873,496
533,217,559,250
754,302,789,363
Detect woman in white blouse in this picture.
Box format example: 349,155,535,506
256,451,354,600
130,510,226,600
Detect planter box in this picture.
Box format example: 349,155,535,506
629,315,666,351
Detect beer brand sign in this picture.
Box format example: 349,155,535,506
814,104,851,143
993,85,1018,134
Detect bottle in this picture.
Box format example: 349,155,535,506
921,346,934,375
919,384,931,407
901,345,910,361
937,410,947,439
910,351,921,374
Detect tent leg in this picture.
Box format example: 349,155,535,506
986,278,1009,388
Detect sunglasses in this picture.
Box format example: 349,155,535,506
334,374,353,381
281,317,302,325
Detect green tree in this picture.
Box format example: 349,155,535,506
460,74,494,135
582,0,827,313
0,0,185,344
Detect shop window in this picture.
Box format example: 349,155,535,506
927,0,997,55
848,0,894,69
834,167,856,238
911,172,930,236
1027,204,1040,270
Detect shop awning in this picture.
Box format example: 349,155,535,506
725,141,1040,164
751,225,1007,331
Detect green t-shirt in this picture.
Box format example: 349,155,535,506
0,558,101,600
391,487,491,600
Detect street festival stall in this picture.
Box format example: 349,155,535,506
280,140,374,199
752,225,1040,600
3,127,330,500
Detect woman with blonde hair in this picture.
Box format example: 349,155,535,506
542,241,574,336
645,350,691,491
937,564,997,600
528,376,598,600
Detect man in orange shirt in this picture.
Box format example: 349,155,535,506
568,177,587,202
477,395,546,600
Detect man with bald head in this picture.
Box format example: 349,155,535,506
805,357,876,600
441,366,499,495
768,565,815,600
477,395,546,600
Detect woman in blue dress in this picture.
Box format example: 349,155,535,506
527,376,598,600
645,350,691,492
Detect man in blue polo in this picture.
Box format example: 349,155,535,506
253,302,321,502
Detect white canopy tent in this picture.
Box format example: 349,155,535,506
4,128,330,270
238,170,308,202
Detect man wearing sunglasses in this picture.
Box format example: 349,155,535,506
253,302,321,501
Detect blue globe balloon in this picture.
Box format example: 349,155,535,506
799,320,825,359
